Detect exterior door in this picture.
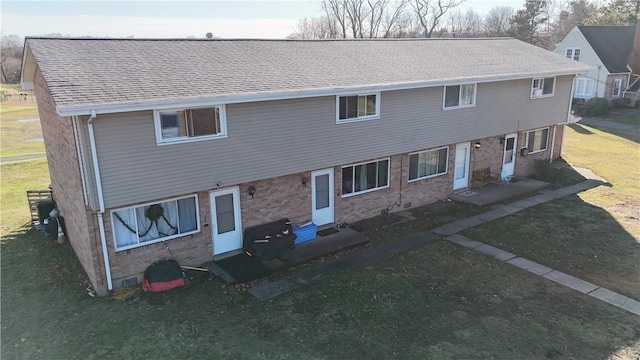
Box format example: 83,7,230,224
311,168,334,226
453,142,471,190
210,187,242,255
502,133,517,177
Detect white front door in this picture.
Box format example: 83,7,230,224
453,142,471,190
502,133,517,177
210,187,242,255
311,168,334,226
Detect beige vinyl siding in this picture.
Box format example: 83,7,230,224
93,76,572,208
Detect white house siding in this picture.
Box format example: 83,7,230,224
554,27,609,99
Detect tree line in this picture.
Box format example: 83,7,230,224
1,0,637,83
286,0,637,45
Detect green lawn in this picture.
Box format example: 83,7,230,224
1,102,639,358
0,102,44,158
464,123,640,300
0,159,50,236
607,108,640,126
2,230,638,359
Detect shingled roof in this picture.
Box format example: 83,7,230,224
22,38,592,116
578,25,635,73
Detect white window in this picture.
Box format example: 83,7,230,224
531,77,555,98
341,158,389,196
154,106,227,144
575,77,594,97
565,47,581,61
612,79,623,97
336,93,380,123
444,84,476,109
525,128,549,154
111,195,200,251
408,147,448,181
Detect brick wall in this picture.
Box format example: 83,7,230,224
34,68,106,294
99,128,568,291
604,74,627,100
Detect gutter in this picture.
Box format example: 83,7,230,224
54,70,593,117
87,110,113,291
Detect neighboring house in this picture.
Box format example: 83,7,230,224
21,38,590,295
554,25,635,101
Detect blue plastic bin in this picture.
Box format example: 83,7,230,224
292,223,317,244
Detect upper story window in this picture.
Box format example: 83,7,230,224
154,105,227,144
525,127,549,154
565,47,581,61
111,195,200,251
575,77,594,97
531,77,555,98
443,84,476,109
612,79,623,97
336,93,380,123
408,147,448,181
341,158,389,196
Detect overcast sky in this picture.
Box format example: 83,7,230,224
2,0,524,39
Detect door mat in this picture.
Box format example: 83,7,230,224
457,190,479,197
214,253,273,283
317,228,339,237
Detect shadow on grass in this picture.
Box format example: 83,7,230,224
464,194,640,300
2,220,640,359
568,123,595,135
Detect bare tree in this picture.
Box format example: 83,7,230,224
447,8,483,35
484,6,514,36
1,34,23,83
287,17,340,39
322,0,349,38
379,0,411,37
410,0,467,38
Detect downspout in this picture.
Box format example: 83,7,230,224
87,110,113,291
549,126,557,163
559,75,578,162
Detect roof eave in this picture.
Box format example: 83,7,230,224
56,69,592,117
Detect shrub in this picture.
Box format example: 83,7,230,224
611,97,631,107
533,159,554,181
582,97,609,116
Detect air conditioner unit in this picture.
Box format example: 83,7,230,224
520,148,529,156
533,89,543,97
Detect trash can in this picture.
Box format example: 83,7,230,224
36,200,55,226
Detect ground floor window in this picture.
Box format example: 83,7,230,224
111,195,199,251
409,147,448,181
525,128,549,153
342,158,389,196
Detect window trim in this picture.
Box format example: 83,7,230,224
110,194,201,252
335,93,381,124
574,77,594,97
565,47,581,61
530,77,556,98
612,79,623,97
442,83,477,110
408,146,449,182
340,157,390,198
153,105,227,145
525,127,550,154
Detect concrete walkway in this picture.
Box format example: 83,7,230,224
248,175,640,316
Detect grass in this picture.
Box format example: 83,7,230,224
0,159,50,236
2,229,639,359
563,124,640,238
607,108,640,126
464,123,640,300
0,102,44,158
1,96,638,358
